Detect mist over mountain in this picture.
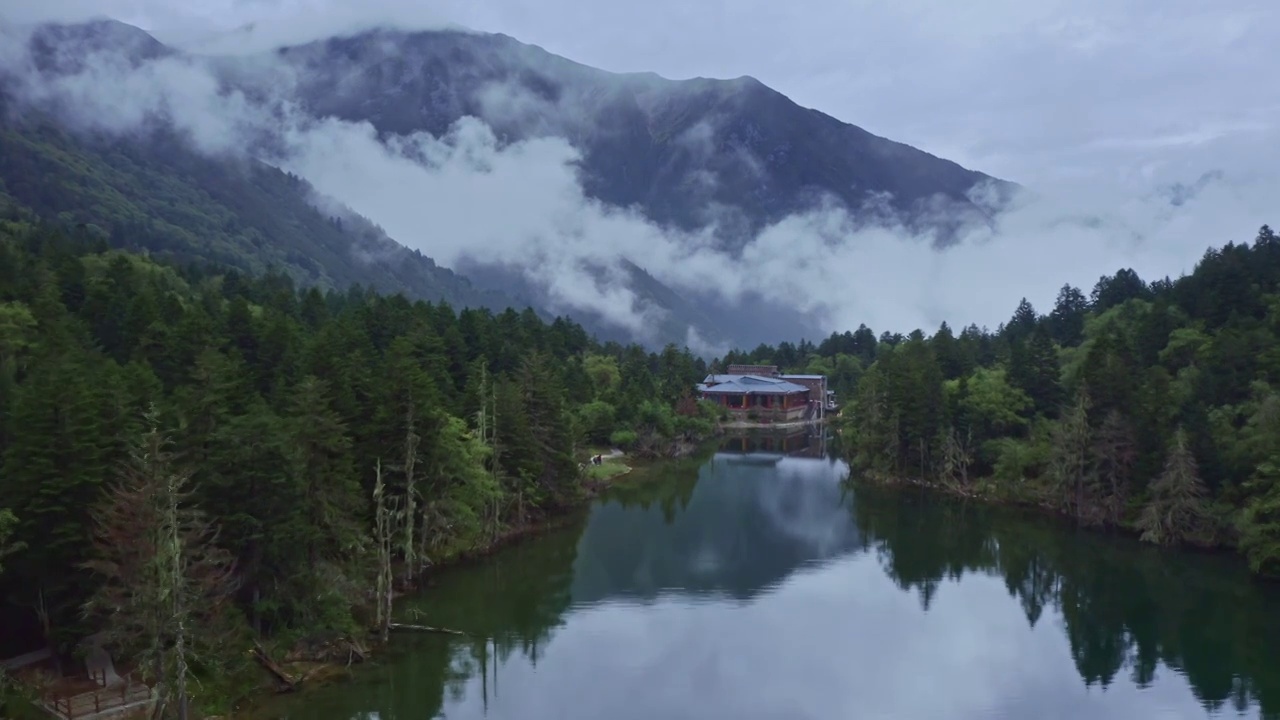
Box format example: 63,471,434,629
0,93,531,314
8,16,1203,352
271,27,1014,240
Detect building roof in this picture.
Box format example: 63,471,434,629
780,374,825,380
697,374,809,395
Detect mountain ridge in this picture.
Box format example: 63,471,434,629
269,24,1014,239
1,18,1016,350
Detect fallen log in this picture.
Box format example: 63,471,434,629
251,641,298,691
388,623,466,636
347,641,368,664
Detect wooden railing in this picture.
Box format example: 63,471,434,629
48,680,154,719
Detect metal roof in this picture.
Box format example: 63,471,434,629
780,374,825,380
697,374,809,395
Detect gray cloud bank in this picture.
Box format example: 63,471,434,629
1,9,1276,352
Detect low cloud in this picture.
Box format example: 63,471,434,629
1,19,1276,354
281,106,1274,338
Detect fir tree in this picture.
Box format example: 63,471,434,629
1137,429,1210,546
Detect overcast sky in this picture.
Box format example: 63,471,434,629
7,0,1277,190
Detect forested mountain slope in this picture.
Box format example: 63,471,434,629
0,112,525,312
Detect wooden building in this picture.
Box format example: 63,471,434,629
698,373,812,422
700,366,832,422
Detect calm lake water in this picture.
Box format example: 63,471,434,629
260,432,1280,720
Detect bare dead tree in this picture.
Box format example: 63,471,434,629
372,459,395,643
1092,410,1136,527
82,408,236,720
400,406,421,584
940,426,973,489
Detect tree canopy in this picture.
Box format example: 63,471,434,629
719,225,1280,577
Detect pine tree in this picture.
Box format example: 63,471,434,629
2,355,119,641
1048,387,1093,520
1239,462,1280,576
1091,410,1136,527
494,376,536,524
0,508,20,575
1005,298,1039,343
1048,284,1089,346
1137,429,1210,546
1237,392,1280,576
427,416,502,553
518,353,580,509
378,336,442,582
1010,326,1062,417
0,301,37,459
282,376,366,624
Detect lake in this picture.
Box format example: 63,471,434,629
258,431,1280,720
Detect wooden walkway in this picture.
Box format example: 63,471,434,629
42,680,155,720
0,646,53,670
37,639,156,720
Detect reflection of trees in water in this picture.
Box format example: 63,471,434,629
570,454,857,604
273,461,1280,720
422,523,584,714
849,485,1280,717
262,522,585,720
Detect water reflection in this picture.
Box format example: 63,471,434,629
571,446,852,604
262,440,1280,720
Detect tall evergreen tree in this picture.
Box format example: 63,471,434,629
1137,429,1210,546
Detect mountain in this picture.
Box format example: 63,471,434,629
0,19,1015,350
0,113,526,312
274,28,1014,242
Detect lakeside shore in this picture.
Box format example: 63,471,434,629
847,470,1235,555
228,442,718,718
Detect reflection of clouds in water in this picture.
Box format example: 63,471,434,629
689,544,721,576
573,451,863,606
441,555,1208,720
749,457,853,559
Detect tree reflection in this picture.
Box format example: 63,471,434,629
849,483,1280,717
570,453,858,604
264,455,1280,720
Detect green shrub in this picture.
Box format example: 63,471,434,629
609,429,638,448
